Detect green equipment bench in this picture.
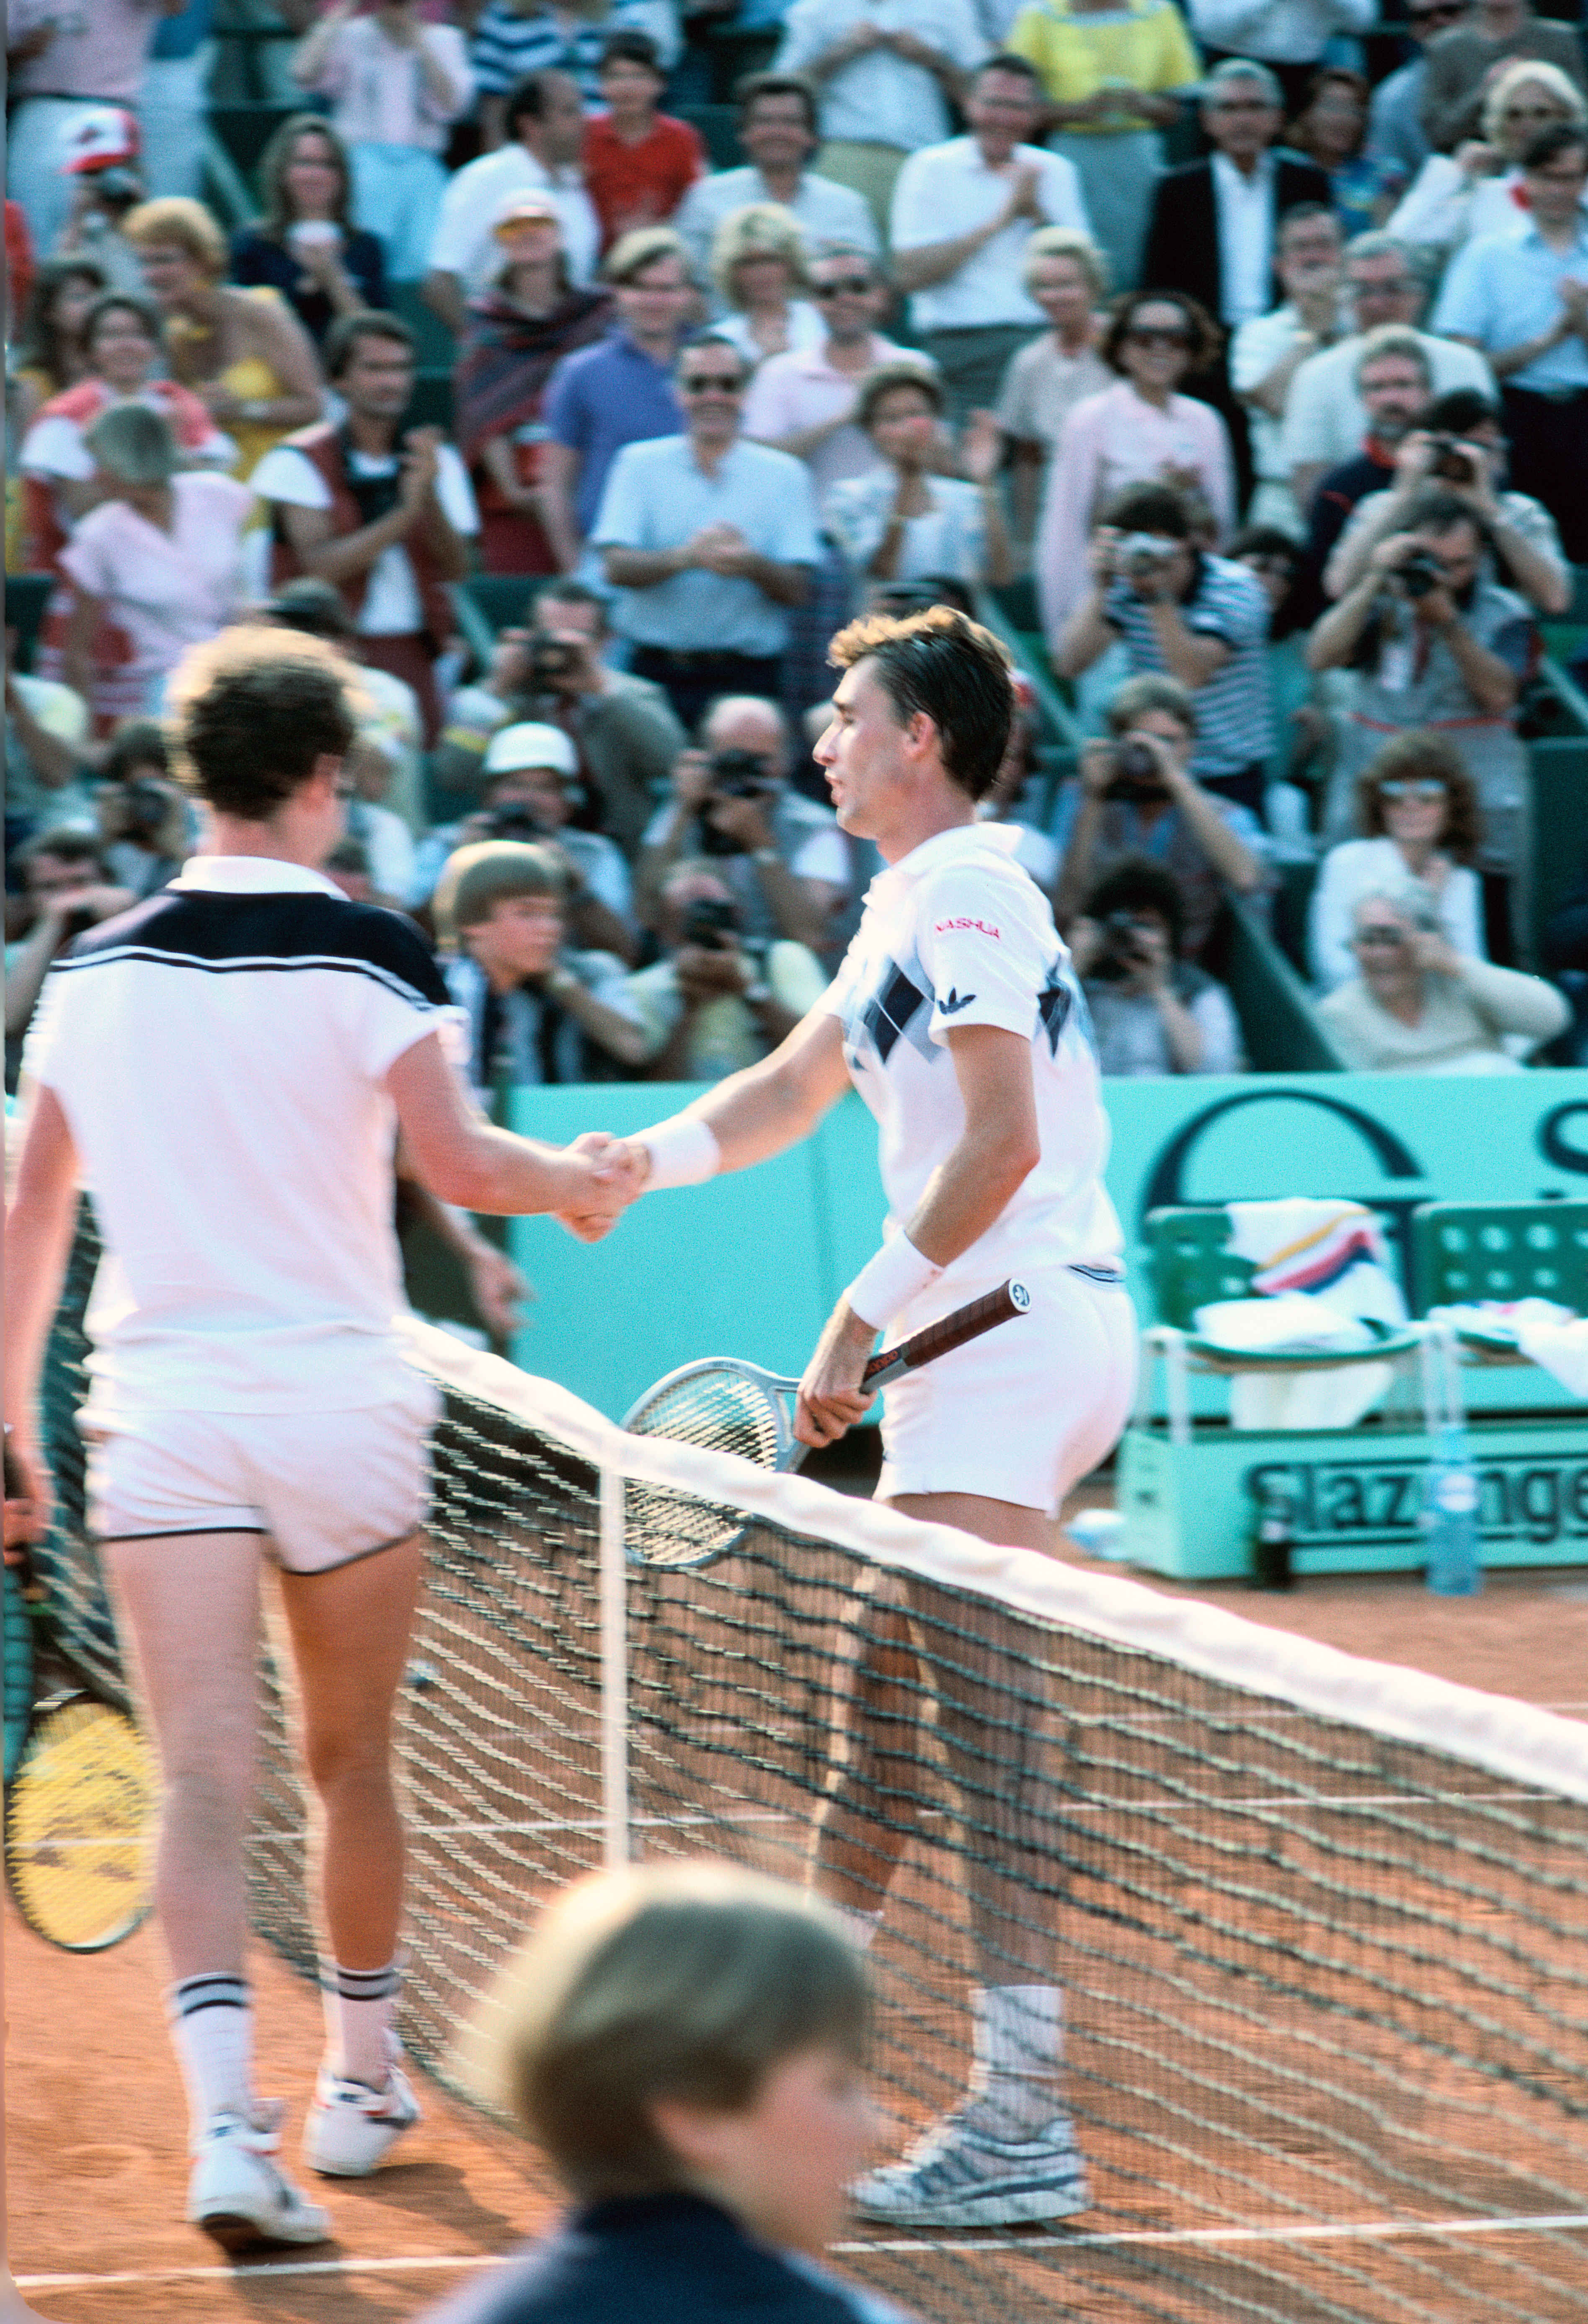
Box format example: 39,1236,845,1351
1111,1200,1588,1581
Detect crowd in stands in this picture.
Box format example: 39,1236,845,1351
8,0,1588,1128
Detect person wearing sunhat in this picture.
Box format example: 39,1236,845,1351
454,193,614,576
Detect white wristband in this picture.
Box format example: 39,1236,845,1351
640,1114,720,1190
845,1232,942,1331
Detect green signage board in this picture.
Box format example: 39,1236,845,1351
501,1073,1588,1420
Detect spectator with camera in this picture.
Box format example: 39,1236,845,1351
1322,388,1570,616
624,861,829,1081
593,335,821,733
254,309,478,745
1308,732,1487,991
413,724,639,963
4,828,134,1080
437,579,687,861
537,225,693,575
1317,887,1567,1072
1053,482,1274,817
1282,232,1496,516
1070,857,1244,1078
638,694,850,957
1294,325,1436,614
1052,673,1267,962
1430,122,1588,563
94,761,189,900
433,837,648,1094
1305,485,1536,942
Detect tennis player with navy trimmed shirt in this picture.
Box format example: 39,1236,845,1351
608,606,1137,2228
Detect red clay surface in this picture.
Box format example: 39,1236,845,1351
9,1535,1588,2324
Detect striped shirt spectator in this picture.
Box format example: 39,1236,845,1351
471,0,679,126
1103,556,1274,797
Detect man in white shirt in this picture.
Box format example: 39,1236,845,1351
3,627,630,2253
891,53,1091,421
1283,232,1498,515
602,605,1135,2229
672,73,878,283
777,0,990,240
1231,202,1347,536
423,68,598,331
251,312,479,745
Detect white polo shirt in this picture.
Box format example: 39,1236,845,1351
22,856,465,1419
891,137,1091,333
823,821,1123,1290
427,142,601,289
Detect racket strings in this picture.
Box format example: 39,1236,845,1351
624,1368,789,1570
5,1696,156,1951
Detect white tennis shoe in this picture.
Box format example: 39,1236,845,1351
187,2106,332,2252
302,2052,422,2177
850,2100,1090,2228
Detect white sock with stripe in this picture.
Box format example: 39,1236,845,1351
165,1973,254,2138
320,1957,401,2091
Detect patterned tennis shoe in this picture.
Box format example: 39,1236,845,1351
850,2101,1090,2228
187,2105,332,2252
302,2049,422,2177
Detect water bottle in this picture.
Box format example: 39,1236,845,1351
1248,1470,1296,1592
1423,1423,1482,1596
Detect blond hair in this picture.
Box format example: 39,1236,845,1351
1481,57,1585,144
434,839,567,944
1023,224,1109,301
123,196,228,278
456,1862,868,2199
709,202,810,307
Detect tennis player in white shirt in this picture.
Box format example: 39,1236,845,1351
610,606,1137,2226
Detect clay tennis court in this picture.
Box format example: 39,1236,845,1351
12,1532,1588,2324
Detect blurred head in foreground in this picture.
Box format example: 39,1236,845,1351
456,1861,874,2253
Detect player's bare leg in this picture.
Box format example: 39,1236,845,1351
106,1532,329,2249
278,1531,427,2178
812,1580,924,1922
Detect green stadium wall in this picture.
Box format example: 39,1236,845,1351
485,1072,1588,1419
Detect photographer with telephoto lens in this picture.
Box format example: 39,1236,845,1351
1052,673,1267,963
1321,387,1570,616
1307,484,1537,952
638,694,852,960
623,860,829,1081
1069,857,1243,1077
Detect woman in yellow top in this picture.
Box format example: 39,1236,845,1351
123,198,323,481
1007,0,1201,294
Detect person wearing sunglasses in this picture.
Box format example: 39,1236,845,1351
1036,289,1232,640
1308,732,1487,989
1365,0,1466,186
1419,0,1587,157
592,334,821,733
1390,57,1586,253
1317,885,1566,1072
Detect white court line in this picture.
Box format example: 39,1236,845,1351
22,2211,1588,2290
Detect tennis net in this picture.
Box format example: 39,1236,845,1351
34,1291,1588,2324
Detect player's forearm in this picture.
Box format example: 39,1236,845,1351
420,1122,590,1215
904,1114,1040,1269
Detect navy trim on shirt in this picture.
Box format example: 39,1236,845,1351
57,891,451,1011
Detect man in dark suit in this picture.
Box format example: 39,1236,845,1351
1142,59,1334,501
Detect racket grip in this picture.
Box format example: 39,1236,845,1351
862,1280,1029,1389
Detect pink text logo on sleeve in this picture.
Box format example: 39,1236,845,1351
934,917,1002,940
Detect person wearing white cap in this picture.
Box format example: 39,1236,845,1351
6,2,168,257
53,111,150,296
408,724,639,967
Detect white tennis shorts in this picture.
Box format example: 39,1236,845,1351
85,1371,441,1576
876,1264,1138,1514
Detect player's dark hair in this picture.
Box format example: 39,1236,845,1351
321,308,416,382
733,71,818,134
165,627,361,818
463,1864,868,2200
829,606,1014,801
1100,480,1192,539
1084,856,1187,956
